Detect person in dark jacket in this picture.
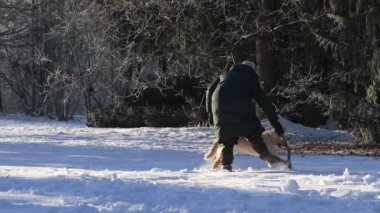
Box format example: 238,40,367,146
206,60,287,171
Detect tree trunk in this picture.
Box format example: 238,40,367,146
255,0,281,93
0,78,2,112
256,38,278,93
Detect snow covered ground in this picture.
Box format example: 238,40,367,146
0,114,379,213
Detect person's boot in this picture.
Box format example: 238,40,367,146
261,154,290,170
249,134,290,170
222,164,232,172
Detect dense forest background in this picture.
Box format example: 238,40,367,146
0,0,379,143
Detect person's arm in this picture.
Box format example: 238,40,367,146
251,74,284,135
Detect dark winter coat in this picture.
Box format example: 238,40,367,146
207,64,282,140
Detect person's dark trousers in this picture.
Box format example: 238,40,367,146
220,138,237,171
248,134,270,159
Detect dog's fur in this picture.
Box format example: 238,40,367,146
204,130,284,169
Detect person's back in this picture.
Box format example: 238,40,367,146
212,64,263,140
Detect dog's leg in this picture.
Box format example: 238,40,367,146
204,138,220,160
212,156,222,169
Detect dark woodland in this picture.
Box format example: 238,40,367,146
0,0,379,143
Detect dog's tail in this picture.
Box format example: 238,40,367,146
204,138,220,160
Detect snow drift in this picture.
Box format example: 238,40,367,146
0,114,378,213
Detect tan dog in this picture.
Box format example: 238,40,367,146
204,130,284,169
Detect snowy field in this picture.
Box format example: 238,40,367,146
0,114,379,213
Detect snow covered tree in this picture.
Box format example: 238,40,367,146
1,0,378,143
0,0,37,114
271,0,380,143
314,0,380,143
60,0,258,127
0,0,83,119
